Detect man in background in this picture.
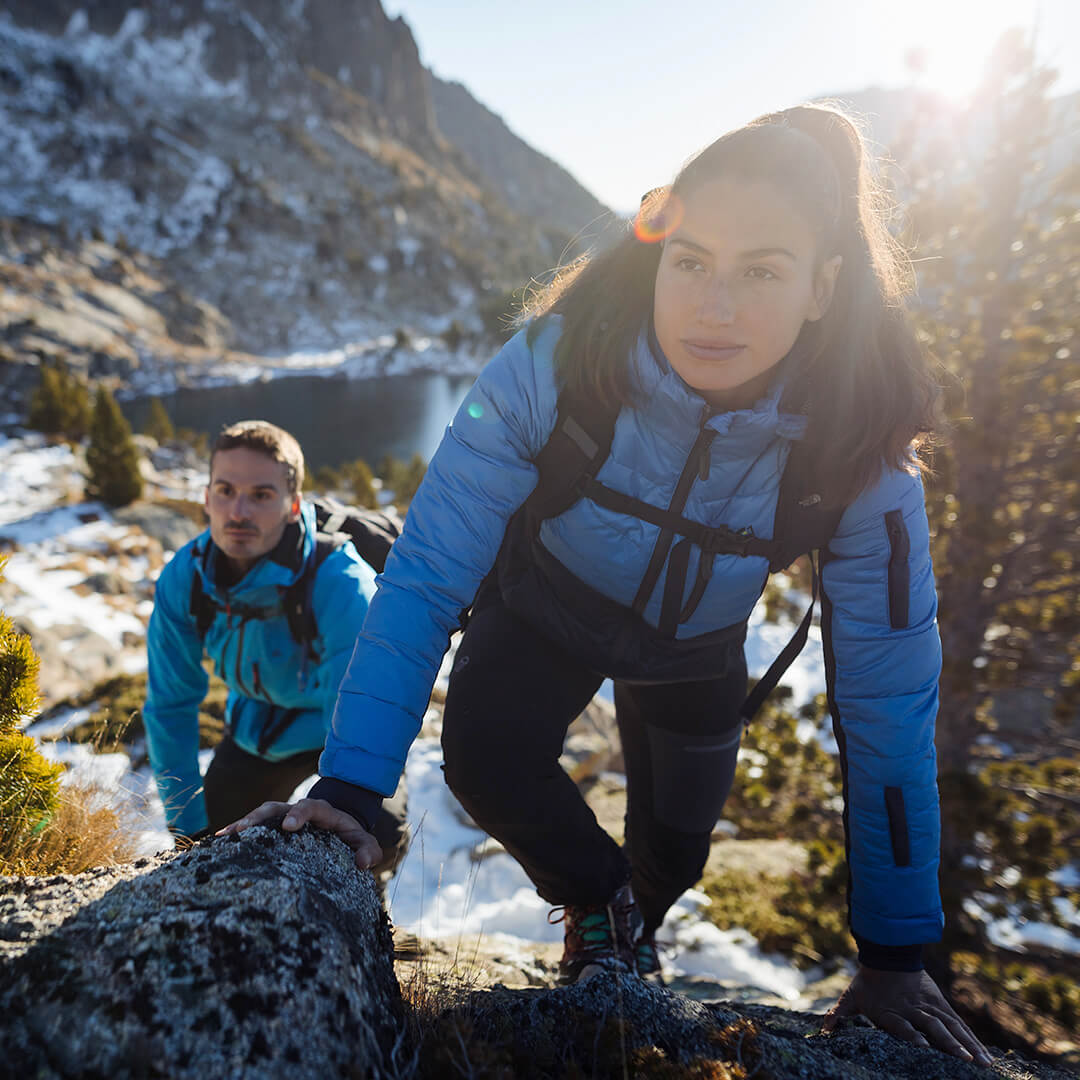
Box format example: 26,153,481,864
143,420,407,871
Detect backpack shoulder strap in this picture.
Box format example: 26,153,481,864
281,533,345,662
188,544,217,640
739,443,848,723
768,440,846,572
524,386,621,523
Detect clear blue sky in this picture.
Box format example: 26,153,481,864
383,0,1079,211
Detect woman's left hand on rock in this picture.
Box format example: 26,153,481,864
821,966,992,1067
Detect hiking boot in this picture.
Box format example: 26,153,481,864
549,883,643,984
634,934,665,984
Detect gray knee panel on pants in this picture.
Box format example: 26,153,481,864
644,723,742,833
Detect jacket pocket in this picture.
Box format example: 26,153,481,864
884,510,910,629
884,786,911,866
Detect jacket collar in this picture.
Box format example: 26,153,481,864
634,329,808,445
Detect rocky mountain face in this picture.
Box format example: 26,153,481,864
431,75,609,237
0,0,611,388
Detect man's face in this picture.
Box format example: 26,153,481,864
204,448,300,575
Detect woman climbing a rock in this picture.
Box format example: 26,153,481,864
222,103,991,1067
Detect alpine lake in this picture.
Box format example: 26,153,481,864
123,371,475,472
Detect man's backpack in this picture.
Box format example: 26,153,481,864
189,496,403,665
510,387,845,722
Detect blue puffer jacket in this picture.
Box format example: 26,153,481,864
324,318,943,950
144,501,377,836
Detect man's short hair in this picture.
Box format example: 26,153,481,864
210,420,305,496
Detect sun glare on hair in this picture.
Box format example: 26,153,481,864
634,193,684,244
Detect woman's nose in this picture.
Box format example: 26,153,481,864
699,279,736,324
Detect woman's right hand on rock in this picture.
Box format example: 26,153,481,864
216,798,384,870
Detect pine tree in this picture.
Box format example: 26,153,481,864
86,386,144,507
343,458,378,509
27,365,67,435
890,29,1079,1002
143,397,174,445
387,453,427,508
0,556,64,870
27,364,91,440
62,373,92,442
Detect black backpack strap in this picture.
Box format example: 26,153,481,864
738,442,847,722
280,534,345,664
524,387,621,523
766,441,845,572
740,551,822,723
188,544,217,640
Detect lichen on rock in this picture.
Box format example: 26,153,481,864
1,824,405,1079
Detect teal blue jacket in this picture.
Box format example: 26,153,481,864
144,501,376,836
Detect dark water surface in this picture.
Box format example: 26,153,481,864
124,372,475,471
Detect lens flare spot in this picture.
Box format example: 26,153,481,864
467,401,484,419
634,192,683,244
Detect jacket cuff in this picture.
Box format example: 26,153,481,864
854,935,925,972
307,776,383,832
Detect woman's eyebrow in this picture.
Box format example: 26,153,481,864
667,237,799,261
740,246,798,260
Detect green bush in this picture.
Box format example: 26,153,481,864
142,397,174,444
27,363,92,441
86,386,143,507
0,556,64,871
341,458,378,510
385,452,427,508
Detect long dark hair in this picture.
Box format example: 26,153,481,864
522,103,938,506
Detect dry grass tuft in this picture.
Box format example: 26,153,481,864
1,781,136,876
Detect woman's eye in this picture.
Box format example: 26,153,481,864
746,266,777,280
676,256,704,273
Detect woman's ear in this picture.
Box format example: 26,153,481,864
807,255,843,321
288,494,302,522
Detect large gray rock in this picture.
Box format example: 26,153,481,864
1,825,405,1079
2,826,1072,1080
427,973,1075,1080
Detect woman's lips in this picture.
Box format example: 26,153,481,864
682,340,745,362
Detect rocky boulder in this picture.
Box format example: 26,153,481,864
1,825,405,1079
2,823,1071,1079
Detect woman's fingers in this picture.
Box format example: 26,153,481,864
277,799,384,869
908,1011,971,1061
919,1005,992,1066
216,801,292,835
214,798,384,870
819,993,854,1033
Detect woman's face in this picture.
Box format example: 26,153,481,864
652,177,841,411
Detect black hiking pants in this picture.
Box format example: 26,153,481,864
203,734,410,875
441,588,745,934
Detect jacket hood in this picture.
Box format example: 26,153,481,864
192,499,317,602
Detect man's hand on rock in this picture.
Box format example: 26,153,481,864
216,799,383,870
821,966,992,1067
